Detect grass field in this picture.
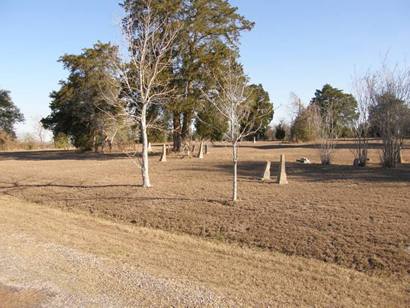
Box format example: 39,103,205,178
0,140,409,305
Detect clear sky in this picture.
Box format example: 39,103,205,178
1,0,409,137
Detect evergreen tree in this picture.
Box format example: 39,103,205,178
275,122,286,140
42,42,122,151
241,84,273,140
311,84,358,136
0,89,24,138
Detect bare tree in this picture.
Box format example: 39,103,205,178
33,117,47,146
363,64,410,167
202,61,273,202
351,75,373,166
104,0,179,187
318,102,338,165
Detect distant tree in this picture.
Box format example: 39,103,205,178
196,83,273,142
352,74,374,166
242,84,274,140
42,42,122,151
290,94,320,142
195,105,228,141
275,122,286,140
361,64,410,167
317,102,337,165
311,84,358,136
0,89,24,138
369,93,410,167
21,133,36,150
264,126,274,140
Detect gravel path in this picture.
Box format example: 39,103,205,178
0,232,231,306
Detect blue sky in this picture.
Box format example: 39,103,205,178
1,0,409,137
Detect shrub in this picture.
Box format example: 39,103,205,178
54,133,70,149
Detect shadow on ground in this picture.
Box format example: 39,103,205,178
212,161,410,183
0,150,162,161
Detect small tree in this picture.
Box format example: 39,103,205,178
352,75,373,166
364,64,410,167
318,102,338,165
202,60,272,202
104,0,180,188
370,93,410,167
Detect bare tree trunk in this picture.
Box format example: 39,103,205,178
141,106,151,188
181,110,193,145
93,134,98,153
232,141,238,202
173,112,182,152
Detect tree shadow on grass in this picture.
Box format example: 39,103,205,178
0,150,162,161
213,161,410,183
0,180,226,206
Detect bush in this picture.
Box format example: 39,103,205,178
54,133,70,149
21,133,36,150
0,130,15,150
291,105,321,142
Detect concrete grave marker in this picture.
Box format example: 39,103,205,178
159,144,167,162
198,141,204,159
261,161,271,181
277,154,288,185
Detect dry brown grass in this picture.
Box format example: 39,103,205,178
0,195,409,306
0,140,409,278
0,283,49,308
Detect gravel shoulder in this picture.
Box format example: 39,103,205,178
0,195,408,307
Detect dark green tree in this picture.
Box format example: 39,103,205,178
195,105,228,141
0,89,24,138
275,122,286,140
311,84,358,136
42,42,122,151
171,0,254,150
242,84,273,140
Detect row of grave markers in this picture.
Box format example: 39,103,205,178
150,142,288,185
262,154,288,184
147,141,208,162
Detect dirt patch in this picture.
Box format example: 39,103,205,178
0,141,409,277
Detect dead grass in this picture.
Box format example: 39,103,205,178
0,283,49,308
0,195,409,306
0,141,409,277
